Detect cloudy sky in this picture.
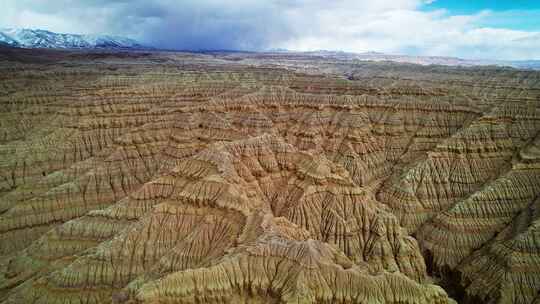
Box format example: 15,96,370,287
1,0,540,60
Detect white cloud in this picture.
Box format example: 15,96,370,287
276,4,540,60
0,0,539,60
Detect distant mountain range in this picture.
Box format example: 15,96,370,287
270,49,540,70
1,28,538,70
0,28,147,50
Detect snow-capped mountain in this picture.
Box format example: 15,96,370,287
0,28,147,50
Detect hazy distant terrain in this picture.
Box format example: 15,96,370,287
1,28,538,70
267,50,540,70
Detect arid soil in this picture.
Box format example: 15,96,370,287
0,48,539,304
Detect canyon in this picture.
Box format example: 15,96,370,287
0,48,539,304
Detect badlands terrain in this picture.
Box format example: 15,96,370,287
0,47,539,304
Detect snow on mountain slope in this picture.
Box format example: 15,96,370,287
0,31,20,47
0,28,147,50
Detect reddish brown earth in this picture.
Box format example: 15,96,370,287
0,48,539,304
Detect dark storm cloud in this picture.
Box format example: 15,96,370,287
0,0,295,50
2,0,540,59
134,1,292,50
74,0,291,50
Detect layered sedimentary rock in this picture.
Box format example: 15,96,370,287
1,49,540,303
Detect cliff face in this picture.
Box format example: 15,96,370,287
0,50,539,304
